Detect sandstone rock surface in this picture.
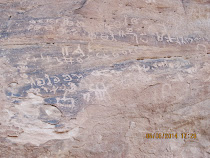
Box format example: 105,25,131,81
0,0,210,157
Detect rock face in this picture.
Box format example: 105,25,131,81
0,0,209,157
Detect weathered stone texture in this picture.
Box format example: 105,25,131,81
0,0,209,157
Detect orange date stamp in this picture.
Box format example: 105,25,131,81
146,133,197,139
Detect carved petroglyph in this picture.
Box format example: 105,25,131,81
91,70,112,77
72,45,85,57
83,92,91,102
62,46,69,56
66,83,78,93
24,45,88,65
16,62,29,79
36,78,45,87
60,45,86,64
56,96,75,109
52,76,60,84
155,32,204,45
27,18,84,34
89,83,110,101
62,74,72,82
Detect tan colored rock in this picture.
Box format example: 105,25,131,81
0,0,209,157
